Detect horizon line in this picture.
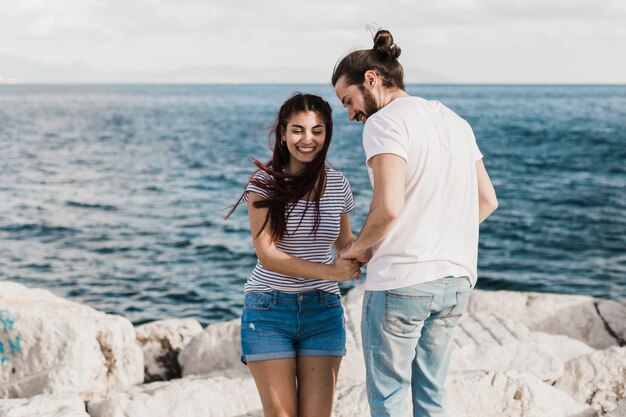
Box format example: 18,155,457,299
1,82,625,86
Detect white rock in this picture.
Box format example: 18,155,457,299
334,371,597,417
451,313,564,382
88,370,261,417
555,346,626,415
341,285,364,332
135,319,203,382
0,281,143,400
597,300,626,345
0,393,89,417
468,289,529,318
337,286,365,390
333,383,370,417
530,331,595,363
468,290,620,349
178,318,245,377
4,281,620,416
236,411,263,417
447,370,597,417
607,402,626,417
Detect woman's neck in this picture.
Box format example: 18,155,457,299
285,161,306,175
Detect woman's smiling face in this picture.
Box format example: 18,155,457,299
283,111,326,174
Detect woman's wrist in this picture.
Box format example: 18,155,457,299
324,264,335,281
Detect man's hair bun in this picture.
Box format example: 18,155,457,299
373,30,401,60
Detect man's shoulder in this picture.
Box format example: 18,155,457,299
369,96,431,122
389,96,470,129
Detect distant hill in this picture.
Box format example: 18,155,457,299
404,66,450,84
0,54,97,83
0,53,450,84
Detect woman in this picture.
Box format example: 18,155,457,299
227,93,360,417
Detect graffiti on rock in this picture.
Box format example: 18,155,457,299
0,309,21,363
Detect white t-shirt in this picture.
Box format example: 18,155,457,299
362,96,483,290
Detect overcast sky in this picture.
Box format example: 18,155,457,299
1,0,625,83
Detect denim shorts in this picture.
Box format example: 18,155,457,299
240,290,346,363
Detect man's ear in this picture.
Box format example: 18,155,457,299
364,70,378,88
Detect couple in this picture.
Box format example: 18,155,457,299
228,29,498,417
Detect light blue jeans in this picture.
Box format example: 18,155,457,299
362,276,472,417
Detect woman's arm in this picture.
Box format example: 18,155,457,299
333,213,357,252
248,192,360,282
334,213,366,274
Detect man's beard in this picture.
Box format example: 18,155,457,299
359,85,380,118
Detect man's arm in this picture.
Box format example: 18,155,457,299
340,153,407,262
476,159,498,223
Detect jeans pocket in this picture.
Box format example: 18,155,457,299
384,291,434,335
442,288,472,328
244,291,274,311
324,293,342,308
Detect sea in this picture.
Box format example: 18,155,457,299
0,84,624,325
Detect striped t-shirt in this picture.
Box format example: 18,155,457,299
245,166,355,295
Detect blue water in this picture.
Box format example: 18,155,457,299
1,84,625,325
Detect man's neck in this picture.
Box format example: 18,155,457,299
379,88,409,109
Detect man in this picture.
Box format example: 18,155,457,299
333,29,498,417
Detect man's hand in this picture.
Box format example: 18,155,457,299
339,242,372,264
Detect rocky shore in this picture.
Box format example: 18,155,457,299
1,280,624,417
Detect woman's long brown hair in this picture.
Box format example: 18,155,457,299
225,93,333,242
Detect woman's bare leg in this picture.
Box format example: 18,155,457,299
248,358,298,417
296,356,342,417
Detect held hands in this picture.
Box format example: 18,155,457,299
327,240,372,282
329,256,362,282
339,242,372,264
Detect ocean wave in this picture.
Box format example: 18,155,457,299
65,201,118,211
0,223,79,238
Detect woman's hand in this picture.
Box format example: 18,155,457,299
328,256,362,282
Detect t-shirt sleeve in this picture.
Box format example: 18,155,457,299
341,174,355,214
472,141,483,161
466,122,483,161
363,115,409,166
244,169,272,201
